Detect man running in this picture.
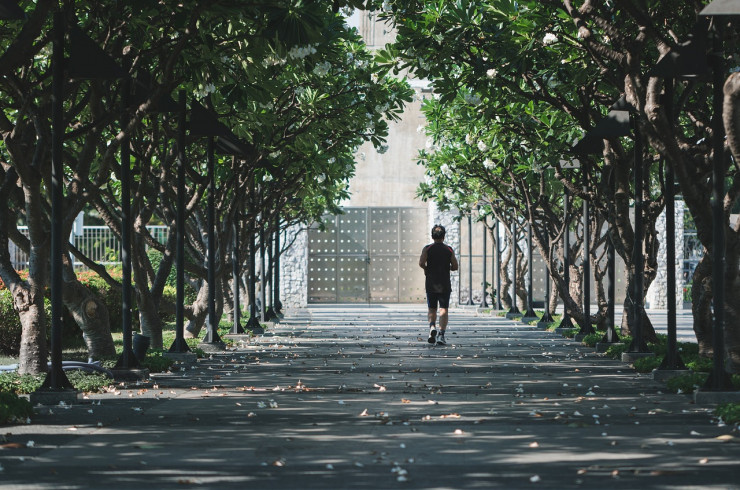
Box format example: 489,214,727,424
419,224,459,345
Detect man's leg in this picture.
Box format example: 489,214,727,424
438,308,448,332
427,293,438,344
436,292,451,345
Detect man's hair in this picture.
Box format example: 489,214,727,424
431,224,446,239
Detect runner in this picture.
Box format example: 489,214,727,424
418,224,459,345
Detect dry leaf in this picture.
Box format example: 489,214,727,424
529,442,540,448
401,399,411,404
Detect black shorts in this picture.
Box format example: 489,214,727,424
426,291,451,309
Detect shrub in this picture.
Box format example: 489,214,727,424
65,371,113,393
581,333,602,347
605,341,630,360
0,290,23,356
686,357,713,373
139,350,176,373
716,403,740,425
665,372,708,393
74,268,136,333
0,373,45,394
633,355,663,373
0,391,33,424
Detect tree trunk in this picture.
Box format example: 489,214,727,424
138,295,163,349
184,281,209,338
690,254,713,357
13,283,48,375
500,241,512,310
61,255,115,358
619,265,658,342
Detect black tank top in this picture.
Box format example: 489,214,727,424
424,242,453,293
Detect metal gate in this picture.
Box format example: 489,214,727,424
308,207,427,303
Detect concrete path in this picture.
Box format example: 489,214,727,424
1,306,737,489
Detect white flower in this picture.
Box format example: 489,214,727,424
328,157,336,164
486,68,498,79
444,189,455,201
262,173,273,182
477,140,488,152
317,174,326,183
268,151,281,159
416,125,425,134
465,134,474,145
440,164,452,178
313,61,331,77
288,44,317,59
483,159,495,169
543,33,558,45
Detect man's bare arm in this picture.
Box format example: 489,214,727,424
450,251,459,271
419,246,428,269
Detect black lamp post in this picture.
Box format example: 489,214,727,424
230,215,245,334
39,11,127,393
494,214,503,310
699,1,738,391
576,168,596,339
479,206,489,308
506,214,522,319
521,222,538,322
273,214,283,316
556,186,574,330
537,219,555,328
465,212,475,305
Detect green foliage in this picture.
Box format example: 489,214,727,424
139,350,176,373
665,372,708,394
581,333,602,347
0,391,33,424
686,357,714,373
0,373,45,395
65,371,113,393
0,371,113,395
0,290,22,356
75,269,128,332
716,403,740,425
633,356,663,373
605,341,631,360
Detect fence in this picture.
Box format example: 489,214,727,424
11,225,168,271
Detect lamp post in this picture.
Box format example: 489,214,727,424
231,216,245,334
506,214,522,319
273,214,283,316
479,206,489,308
465,212,475,305
576,168,596,340
521,222,538,322
169,89,190,353
556,187,574,330
537,222,555,328
699,1,738,391
494,214,502,310
37,11,127,396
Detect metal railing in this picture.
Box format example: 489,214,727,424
11,225,168,271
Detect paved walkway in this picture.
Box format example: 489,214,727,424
2,306,737,489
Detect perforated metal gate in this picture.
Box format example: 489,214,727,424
308,207,428,303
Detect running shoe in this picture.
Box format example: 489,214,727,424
436,333,446,345
427,327,437,344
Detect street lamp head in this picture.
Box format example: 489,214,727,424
648,28,710,79
0,0,23,20
67,24,128,80
700,0,740,16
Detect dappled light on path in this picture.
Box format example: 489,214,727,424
1,307,735,489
